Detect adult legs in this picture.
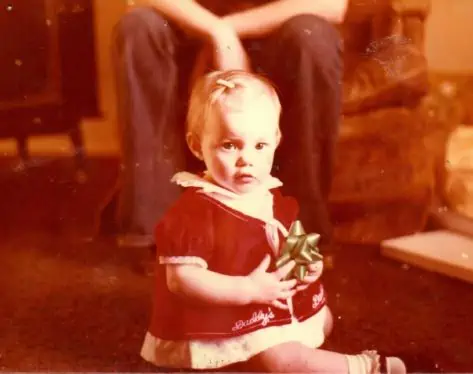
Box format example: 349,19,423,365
248,15,343,243
107,7,193,245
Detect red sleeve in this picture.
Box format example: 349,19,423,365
154,191,215,262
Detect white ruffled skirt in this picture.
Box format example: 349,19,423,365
140,305,329,370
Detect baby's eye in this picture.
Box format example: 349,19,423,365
222,142,236,150
255,142,268,150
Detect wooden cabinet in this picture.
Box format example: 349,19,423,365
0,0,99,167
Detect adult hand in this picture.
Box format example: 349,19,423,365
245,254,297,310
295,262,324,292
189,22,250,89
210,22,250,71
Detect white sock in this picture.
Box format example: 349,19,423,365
345,351,379,374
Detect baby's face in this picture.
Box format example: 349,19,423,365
200,95,279,195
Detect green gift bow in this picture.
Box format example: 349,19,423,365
275,220,323,281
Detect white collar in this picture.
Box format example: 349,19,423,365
171,171,283,198
171,171,283,222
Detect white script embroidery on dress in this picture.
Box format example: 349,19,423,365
232,308,275,331
312,286,326,309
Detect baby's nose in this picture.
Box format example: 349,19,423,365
236,149,255,166
236,156,251,166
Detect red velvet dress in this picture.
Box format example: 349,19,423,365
141,173,328,369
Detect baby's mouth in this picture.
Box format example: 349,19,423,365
235,173,256,183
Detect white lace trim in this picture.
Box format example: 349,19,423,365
173,172,279,219
159,256,208,269
141,305,328,369
171,171,283,196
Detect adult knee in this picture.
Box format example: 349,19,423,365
278,14,342,68
113,7,175,56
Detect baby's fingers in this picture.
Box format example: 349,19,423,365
272,299,290,310
308,262,323,273
279,289,296,299
295,283,309,292
273,260,296,280
300,274,320,284
280,278,297,290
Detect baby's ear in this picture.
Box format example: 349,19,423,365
186,132,204,160
276,129,282,148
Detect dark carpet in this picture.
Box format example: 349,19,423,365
0,157,472,372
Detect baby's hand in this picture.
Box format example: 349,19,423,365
295,261,324,292
245,254,297,310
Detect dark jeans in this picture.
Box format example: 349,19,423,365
108,6,342,244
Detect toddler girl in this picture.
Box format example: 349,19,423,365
140,70,406,374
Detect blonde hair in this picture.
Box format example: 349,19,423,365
186,70,282,142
